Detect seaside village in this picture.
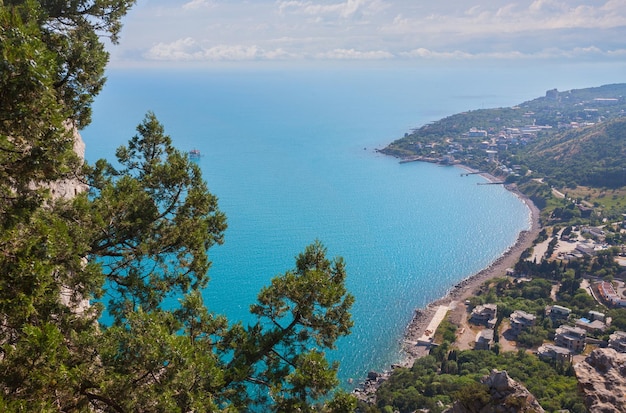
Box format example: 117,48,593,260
408,96,626,360
355,217,626,403
393,94,626,358
351,89,626,411
378,94,626,361
399,90,625,175
414,221,626,357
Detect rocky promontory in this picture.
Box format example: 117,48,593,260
444,370,544,413
575,348,626,413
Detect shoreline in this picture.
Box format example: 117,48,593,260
400,165,541,363
355,163,542,399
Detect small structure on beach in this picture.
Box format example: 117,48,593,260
416,305,449,347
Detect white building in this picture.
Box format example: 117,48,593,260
537,344,572,362
470,304,498,329
475,329,495,351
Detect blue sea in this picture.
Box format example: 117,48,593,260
83,60,625,387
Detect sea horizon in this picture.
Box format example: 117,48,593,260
83,62,624,386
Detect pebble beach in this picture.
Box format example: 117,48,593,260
400,174,542,364
355,166,541,401
355,172,542,401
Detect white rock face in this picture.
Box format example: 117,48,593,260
52,126,90,313
575,348,626,413
48,126,89,200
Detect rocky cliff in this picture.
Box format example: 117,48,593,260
50,126,90,313
444,369,544,413
48,125,89,200
574,348,626,413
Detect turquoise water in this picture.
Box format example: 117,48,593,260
83,62,624,386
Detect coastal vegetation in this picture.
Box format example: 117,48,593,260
383,83,626,194
367,351,583,413
1,1,355,411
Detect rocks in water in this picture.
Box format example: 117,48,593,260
574,348,626,413
354,370,390,404
367,371,380,381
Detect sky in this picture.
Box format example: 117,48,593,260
108,0,626,67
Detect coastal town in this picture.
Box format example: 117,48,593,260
357,85,626,412
356,177,626,411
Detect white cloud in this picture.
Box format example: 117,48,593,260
315,48,394,59
278,0,387,19
108,0,626,66
139,34,626,63
382,1,626,38
399,48,473,59
182,0,216,11
145,38,295,61
398,46,626,61
607,48,626,56
146,37,202,61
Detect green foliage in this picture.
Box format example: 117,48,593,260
374,350,582,413
516,326,548,349
437,319,457,344
1,1,358,409
383,83,626,194
84,112,227,320
454,381,491,412
521,118,626,189
608,308,626,330
3,0,136,127
2,82,354,413
0,1,76,218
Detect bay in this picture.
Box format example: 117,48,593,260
83,60,625,386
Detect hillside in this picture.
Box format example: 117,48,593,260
521,117,626,188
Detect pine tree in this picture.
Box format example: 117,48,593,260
0,2,355,411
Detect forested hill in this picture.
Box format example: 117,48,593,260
520,117,626,188
381,83,626,189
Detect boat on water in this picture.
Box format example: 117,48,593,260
189,149,201,159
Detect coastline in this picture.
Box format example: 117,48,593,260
355,162,541,401
355,162,542,404
399,164,541,363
